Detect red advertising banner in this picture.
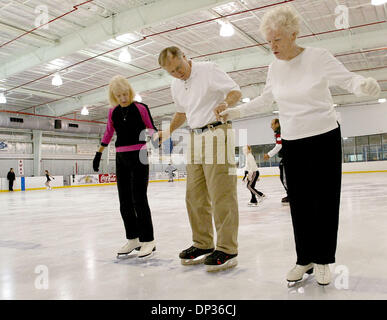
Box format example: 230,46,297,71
99,173,117,183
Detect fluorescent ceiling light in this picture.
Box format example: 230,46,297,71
119,48,132,63
272,110,279,114
378,98,386,103
371,0,387,5
343,137,348,140
81,106,89,116
134,94,142,102
0,92,6,104
219,22,235,37
242,97,250,103
333,103,338,107
52,72,63,86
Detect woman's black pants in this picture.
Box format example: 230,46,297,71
247,171,264,203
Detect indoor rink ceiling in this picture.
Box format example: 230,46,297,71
0,0,386,127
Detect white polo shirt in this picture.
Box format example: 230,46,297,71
171,61,240,129
246,153,259,173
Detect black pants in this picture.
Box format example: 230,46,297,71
282,126,342,265
116,151,154,242
247,171,263,203
279,159,288,195
8,180,14,191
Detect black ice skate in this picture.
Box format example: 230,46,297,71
204,250,238,272
286,263,314,287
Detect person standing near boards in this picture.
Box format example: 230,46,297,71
7,168,15,191
220,5,381,285
92,75,158,259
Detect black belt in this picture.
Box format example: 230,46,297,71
191,121,231,134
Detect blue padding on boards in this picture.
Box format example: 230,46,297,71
21,177,25,191
163,138,173,155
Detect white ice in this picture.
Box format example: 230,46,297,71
1,172,387,300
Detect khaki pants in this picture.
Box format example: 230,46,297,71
185,123,239,254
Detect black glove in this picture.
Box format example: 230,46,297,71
93,152,102,172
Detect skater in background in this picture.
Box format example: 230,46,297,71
220,5,381,285
242,169,248,183
7,168,15,191
44,170,55,190
263,118,289,204
93,75,158,259
157,46,241,272
244,145,265,206
165,162,177,182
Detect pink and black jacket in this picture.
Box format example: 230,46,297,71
274,127,283,158
101,102,158,152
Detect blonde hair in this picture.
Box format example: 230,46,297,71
260,5,300,38
158,46,184,67
108,75,135,106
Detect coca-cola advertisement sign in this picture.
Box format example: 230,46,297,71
99,174,117,183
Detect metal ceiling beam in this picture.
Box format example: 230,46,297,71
0,0,232,80
77,49,155,75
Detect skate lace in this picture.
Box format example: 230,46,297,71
184,246,197,255
212,250,224,261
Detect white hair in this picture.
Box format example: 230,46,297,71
260,5,300,38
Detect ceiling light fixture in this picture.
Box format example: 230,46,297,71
81,106,89,116
371,0,387,5
0,92,6,104
378,98,386,103
119,48,132,63
219,21,235,37
242,97,251,103
52,72,63,86
272,110,279,114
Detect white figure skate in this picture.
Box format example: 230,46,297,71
287,263,314,287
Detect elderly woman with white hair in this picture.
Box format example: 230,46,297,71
93,75,158,259
221,6,380,285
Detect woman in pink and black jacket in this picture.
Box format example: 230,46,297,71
93,75,158,259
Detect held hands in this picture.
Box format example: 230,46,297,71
93,152,102,172
219,107,241,121
156,130,170,145
360,78,381,98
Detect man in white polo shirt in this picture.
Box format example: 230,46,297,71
157,46,241,272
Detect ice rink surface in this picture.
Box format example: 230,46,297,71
1,172,387,300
